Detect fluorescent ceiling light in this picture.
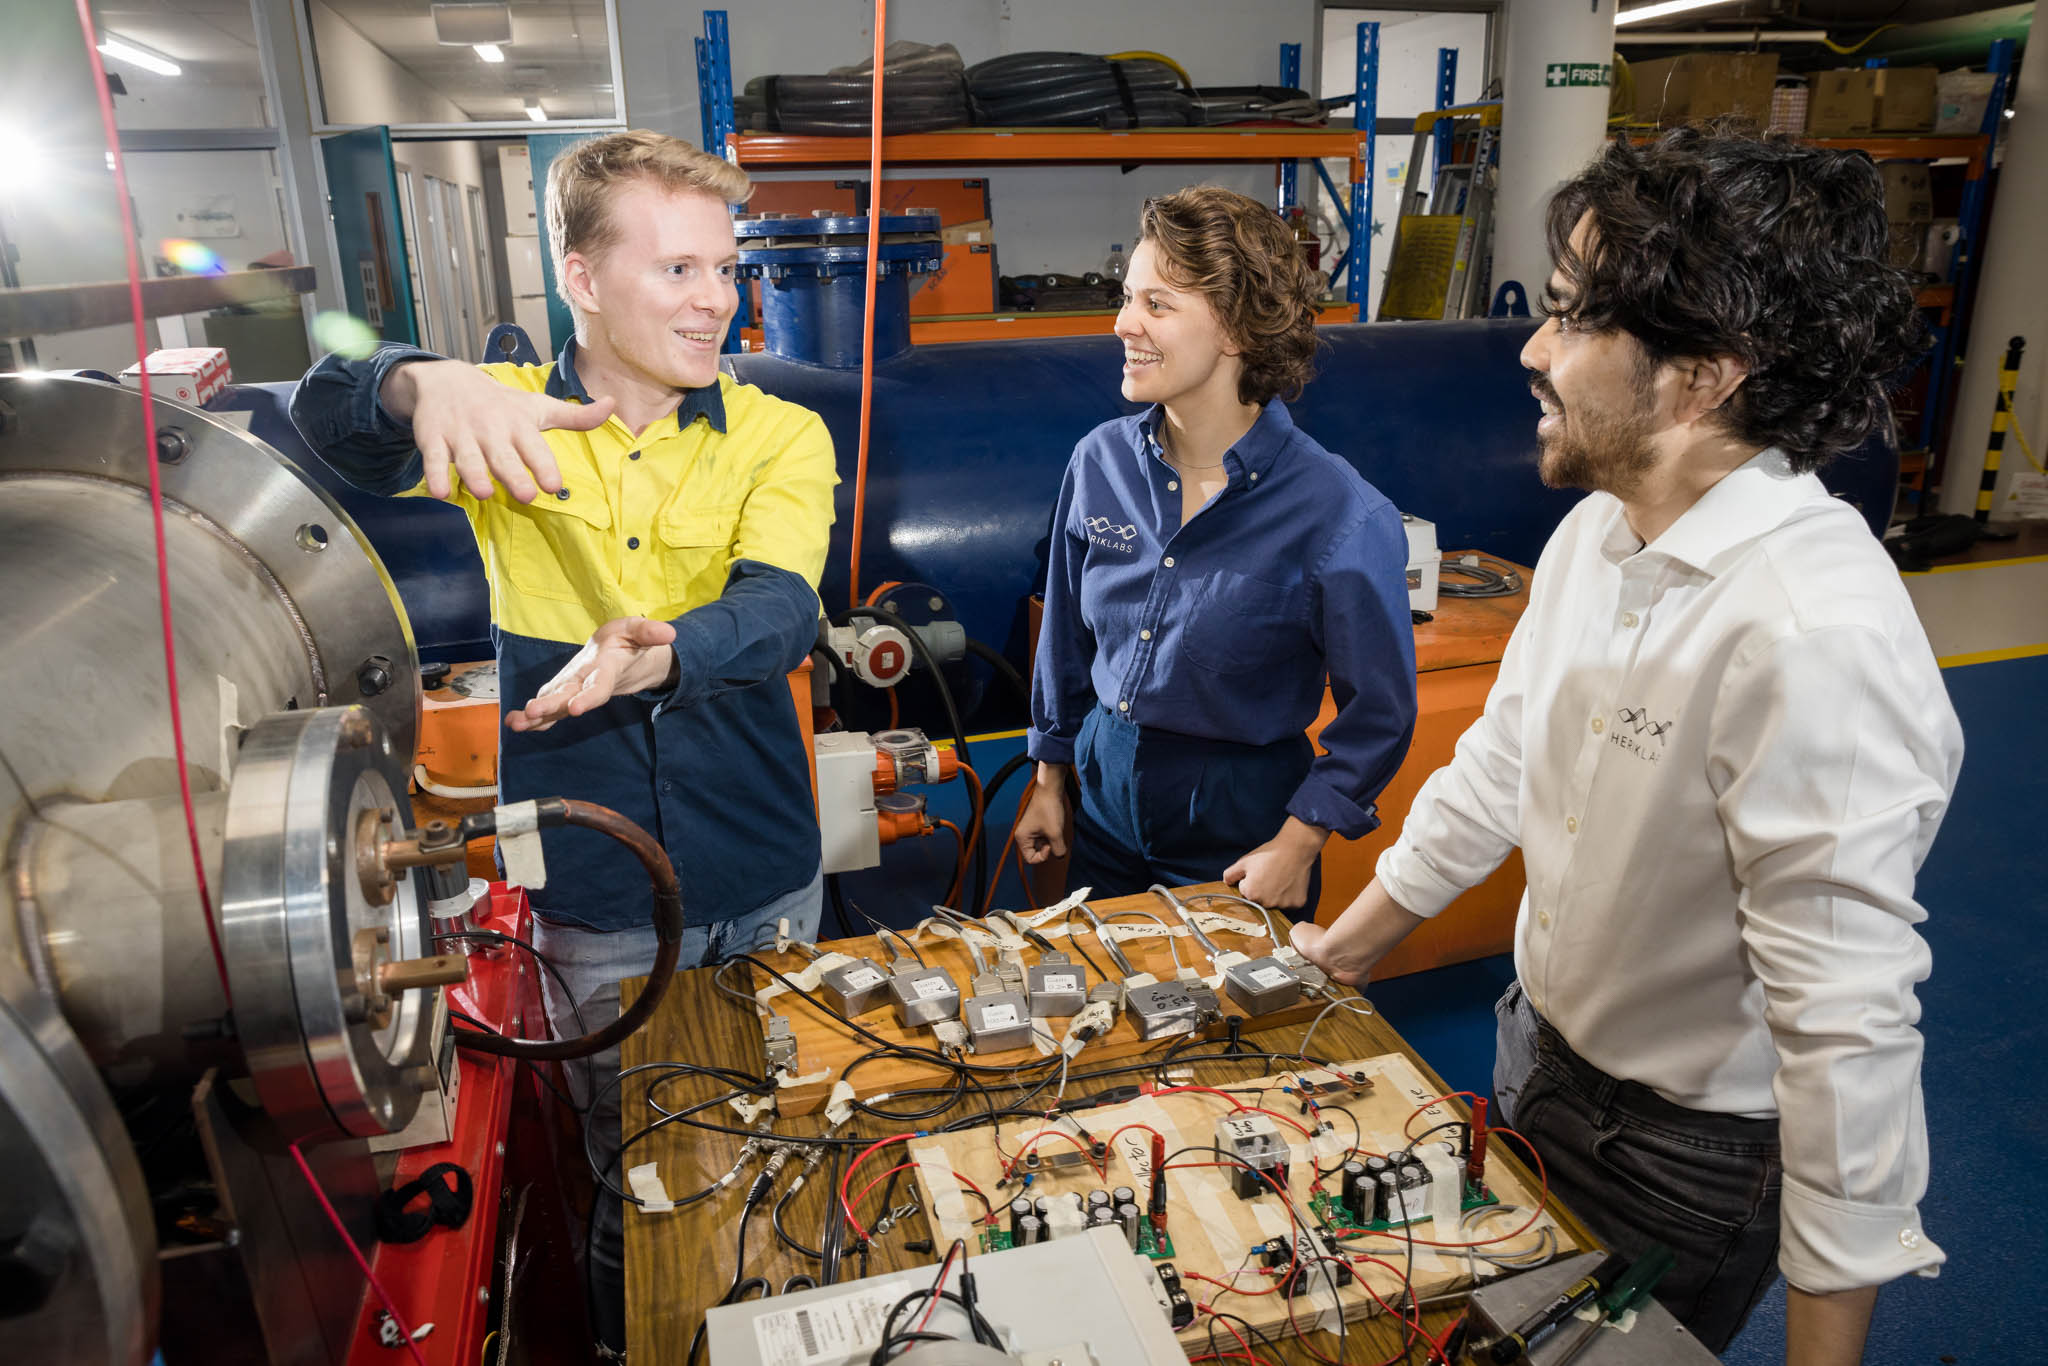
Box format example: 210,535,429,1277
474,44,505,63
1615,0,1746,26
97,35,181,77
524,101,546,122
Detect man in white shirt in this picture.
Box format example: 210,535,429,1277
1294,129,1961,1362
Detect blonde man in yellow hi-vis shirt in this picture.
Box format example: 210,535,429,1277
292,131,834,1350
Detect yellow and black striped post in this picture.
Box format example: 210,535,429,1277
1978,335,2027,523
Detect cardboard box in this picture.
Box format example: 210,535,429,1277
1631,53,1779,127
506,235,547,298
1872,66,1939,132
1807,70,1876,137
1880,163,1933,222
910,241,998,317
119,347,230,405
941,219,992,245
1936,69,2000,135
499,144,537,236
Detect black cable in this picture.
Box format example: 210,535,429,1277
434,929,590,1038
827,871,857,940
447,1009,586,1116
829,605,971,768
963,637,1030,714
1438,555,1524,598
972,751,1033,915
773,1183,823,1261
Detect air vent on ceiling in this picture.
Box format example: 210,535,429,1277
432,3,512,46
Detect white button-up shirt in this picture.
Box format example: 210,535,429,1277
1379,450,1963,1294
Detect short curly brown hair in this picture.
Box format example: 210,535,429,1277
1138,187,1322,407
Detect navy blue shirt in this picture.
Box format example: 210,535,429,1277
1028,400,1417,840
291,342,826,931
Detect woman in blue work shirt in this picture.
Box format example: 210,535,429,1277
1017,186,1417,915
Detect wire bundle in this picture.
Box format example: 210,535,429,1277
966,52,1194,128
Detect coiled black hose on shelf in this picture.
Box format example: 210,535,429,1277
736,70,969,135
966,53,1193,128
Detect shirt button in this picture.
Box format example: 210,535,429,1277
1248,471,1258,482
1167,480,1178,491
629,451,641,461
1139,629,1152,641
1162,556,1175,568
556,487,571,500
661,780,675,794
1899,1228,1921,1250
1566,816,1579,835
1118,700,1130,713
627,537,641,550
1591,716,1604,734
1537,910,1551,929
1621,611,1639,628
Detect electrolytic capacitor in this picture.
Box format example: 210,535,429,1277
1339,1159,1371,1223
1032,1195,1053,1219
1090,1205,1117,1232
1113,1185,1136,1208
1018,1215,1046,1245
1087,1190,1113,1217
1116,1201,1142,1250
1375,1170,1399,1224
1009,1196,1034,1239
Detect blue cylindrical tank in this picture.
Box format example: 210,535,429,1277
735,211,944,369
729,320,1899,663
241,320,1897,670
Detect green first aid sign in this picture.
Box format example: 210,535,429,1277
1545,63,1612,88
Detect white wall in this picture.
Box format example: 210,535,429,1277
619,0,1317,280
1320,8,1490,319
310,0,475,126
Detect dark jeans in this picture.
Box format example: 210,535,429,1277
1492,981,1784,1352
1070,704,1321,918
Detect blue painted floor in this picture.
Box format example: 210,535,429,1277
1378,652,2048,1363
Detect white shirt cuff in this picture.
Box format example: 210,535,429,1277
1778,1172,1945,1294
1374,840,1464,919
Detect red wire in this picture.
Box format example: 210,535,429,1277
846,0,889,607
1402,1090,1485,1140
911,1238,961,1335
70,3,232,1010
288,1143,429,1366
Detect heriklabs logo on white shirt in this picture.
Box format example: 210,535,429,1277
1084,514,1138,553
1610,706,1672,762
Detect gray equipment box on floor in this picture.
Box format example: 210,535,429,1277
1466,1250,1720,1364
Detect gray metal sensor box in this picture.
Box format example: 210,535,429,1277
889,964,961,1028
818,957,892,1017
1027,951,1088,1018
1126,979,1220,1040
1220,956,1303,1016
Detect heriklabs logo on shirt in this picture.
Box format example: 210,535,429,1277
1083,514,1138,553
1610,706,1672,762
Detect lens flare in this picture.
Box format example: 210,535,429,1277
161,239,225,275
311,311,382,360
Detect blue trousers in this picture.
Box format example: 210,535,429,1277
532,871,823,1351
1069,705,1320,917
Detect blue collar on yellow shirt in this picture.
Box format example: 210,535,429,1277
1134,398,1291,484
542,338,728,435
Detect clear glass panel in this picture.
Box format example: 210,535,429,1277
307,0,618,126
96,0,271,130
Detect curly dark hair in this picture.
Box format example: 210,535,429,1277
1544,125,1928,472
1139,187,1323,407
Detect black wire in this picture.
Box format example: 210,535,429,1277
972,751,1032,915
687,1197,768,1364
1057,904,1115,981
446,1009,586,1116
773,1183,823,1261
963,637,1030,714
831,604,972,768
827,871,857,940
433,929,590,1038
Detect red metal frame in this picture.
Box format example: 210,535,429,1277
343,884,547,1365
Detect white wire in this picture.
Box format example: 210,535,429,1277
1101,909,1184,973
1182,889,1283,948
1297,994,1376,1065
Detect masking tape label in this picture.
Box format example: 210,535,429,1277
626,1162,673,1214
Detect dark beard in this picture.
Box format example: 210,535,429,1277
1531,365,1659,497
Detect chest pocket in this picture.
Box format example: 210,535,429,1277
657,502,742,607
1179,569,1308,676
495,481,613,604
